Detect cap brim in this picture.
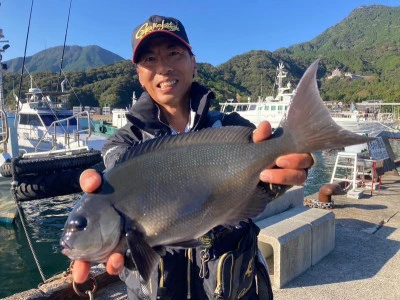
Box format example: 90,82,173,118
132,31,191,63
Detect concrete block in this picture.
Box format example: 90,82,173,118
256,206,336,288
256,206,312,288
364,182,379,190
254,185,304,221
347,189,364,199
290,208,335,265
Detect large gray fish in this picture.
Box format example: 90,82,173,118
60,60,372,282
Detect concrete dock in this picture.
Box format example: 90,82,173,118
273,173,400,300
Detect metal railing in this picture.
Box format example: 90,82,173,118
35,110,92,152
0,109,9,149
0,109,9,143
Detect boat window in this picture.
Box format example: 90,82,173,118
271,106,276,111
40,115,77,126
285,106,288,110
249,105,256,110
278,106,283,111
264,106,269,111
19,114,42,126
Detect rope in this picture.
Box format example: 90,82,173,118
59,0,72,77
303,198,334,209
15,0,34,125
11,159,46,283
60,69,83,107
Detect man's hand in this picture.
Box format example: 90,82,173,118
253,121,314,186
73,169,125,284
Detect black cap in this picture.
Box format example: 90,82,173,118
131,15,191,63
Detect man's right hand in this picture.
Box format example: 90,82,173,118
73,169,125,283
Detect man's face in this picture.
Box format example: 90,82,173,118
136,36,197,108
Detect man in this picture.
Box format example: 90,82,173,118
74,15,313,299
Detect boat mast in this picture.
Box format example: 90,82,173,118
276,62,286,100
0,28,10,109
275,62,293,101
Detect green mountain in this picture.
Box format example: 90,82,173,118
2,5,400,109
4,45,125,73
215,5,400,103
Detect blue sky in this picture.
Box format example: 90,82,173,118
0,0,399,66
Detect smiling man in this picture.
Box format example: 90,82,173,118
73,15,313,299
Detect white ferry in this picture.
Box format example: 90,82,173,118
219,62,295,129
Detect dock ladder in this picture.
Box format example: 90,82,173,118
330,152,365,191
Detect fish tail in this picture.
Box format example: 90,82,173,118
278,60,373,153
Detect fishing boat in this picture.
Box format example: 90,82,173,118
13,76,107,154
219,62,295,128
0,79,107,202
0,29,105,203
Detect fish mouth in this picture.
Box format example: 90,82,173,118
60,238,72,251
59,236,117,263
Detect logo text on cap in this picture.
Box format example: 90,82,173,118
135,20,180,40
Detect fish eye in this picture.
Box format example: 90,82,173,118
69,216,87,231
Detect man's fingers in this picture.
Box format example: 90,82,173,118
80,169,102,193
260,154,314,185
276,153,315,170
252,121,272,143
106,253,125,275
260,168,307,186
72,260,91,284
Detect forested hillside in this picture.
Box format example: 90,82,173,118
2,5,400,110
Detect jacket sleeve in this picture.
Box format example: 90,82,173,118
221,112,257,129
101,123,142,171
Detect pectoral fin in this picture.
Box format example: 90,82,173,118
126,230,160,282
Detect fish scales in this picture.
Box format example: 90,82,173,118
107,140,272,247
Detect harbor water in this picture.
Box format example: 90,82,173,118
0,142,399,298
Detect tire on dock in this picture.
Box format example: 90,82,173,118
0,150,102,177
14,161,105,201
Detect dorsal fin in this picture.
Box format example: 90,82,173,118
121,126,254,161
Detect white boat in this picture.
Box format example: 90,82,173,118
327,101,400,138
13,76,107,154
220,62,295,128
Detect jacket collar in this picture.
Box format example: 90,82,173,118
126,82,215,136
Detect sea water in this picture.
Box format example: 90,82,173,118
0,141,399,298
0,195,80,298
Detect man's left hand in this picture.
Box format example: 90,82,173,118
253,121,314,186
